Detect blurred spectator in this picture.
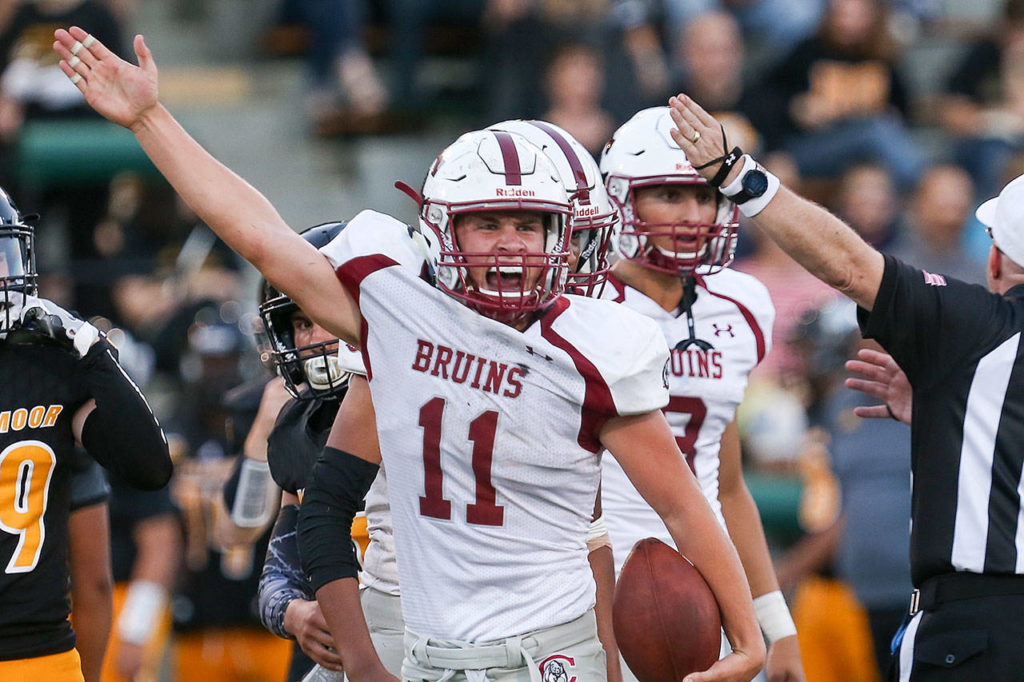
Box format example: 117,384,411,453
102,475,181,682
0,0,127,314
889,163,985,285
484,0,669,124
93,180,247,379
540,43,614,155
166,308,291,682
766,0,924,191
663,0,825,66
963,152,1024,263
274,0,388,132
780,299,912,682
388,0,485,107
101,0,137,24
670,10,788,154
834,162,901,250
940,0,1024,201
734,153,839,383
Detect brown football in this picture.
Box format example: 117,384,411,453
613,538,722,682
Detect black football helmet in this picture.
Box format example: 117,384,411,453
259,222,348,399
0,186,37,335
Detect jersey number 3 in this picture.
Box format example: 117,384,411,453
0,440,56,573
418,397,505,526
665,396,707,474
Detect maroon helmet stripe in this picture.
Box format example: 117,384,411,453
529,121,590,203
493,131,522,186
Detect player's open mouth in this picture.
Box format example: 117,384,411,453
486,266,524,290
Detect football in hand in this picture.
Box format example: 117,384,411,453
613,538,722,682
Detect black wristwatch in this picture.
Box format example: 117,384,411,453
730,168,769,205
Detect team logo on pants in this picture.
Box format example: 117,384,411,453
540,655,576,682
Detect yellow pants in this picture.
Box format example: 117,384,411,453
793,576,880,682
173,627,292,682
0,648,84,682
99,582,172,682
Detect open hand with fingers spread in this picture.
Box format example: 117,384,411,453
844,348,912,424
53,26,159,130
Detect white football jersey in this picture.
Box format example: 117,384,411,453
599,270,774,574
360,464,399,595
320,210,670,642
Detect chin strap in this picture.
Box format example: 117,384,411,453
674,276,714,352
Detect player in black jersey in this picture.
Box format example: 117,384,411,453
0,186,171,680
220,223,353,681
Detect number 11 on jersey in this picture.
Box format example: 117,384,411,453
418,397,505,527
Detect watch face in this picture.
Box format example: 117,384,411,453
743,170,769,198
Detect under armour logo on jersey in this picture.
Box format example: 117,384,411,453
713,323,735,337
540,655,576,682
525,346,553,361
923,271,947,286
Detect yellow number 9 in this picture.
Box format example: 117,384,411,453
0,441,56,573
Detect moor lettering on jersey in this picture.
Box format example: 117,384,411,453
411,340,525,398
668,349,723,379
0,405,64,434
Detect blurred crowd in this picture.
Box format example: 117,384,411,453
2,0,1021,680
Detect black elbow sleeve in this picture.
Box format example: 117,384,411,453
79,341,172,490
297,447,378,592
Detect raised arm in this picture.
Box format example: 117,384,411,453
668,95,885,311
52,27,359,345
601,410,765,682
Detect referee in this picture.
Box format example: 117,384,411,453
671,94,1024,680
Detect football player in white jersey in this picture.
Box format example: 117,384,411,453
55,27,764,682
301,120,628,682
599,108,805,682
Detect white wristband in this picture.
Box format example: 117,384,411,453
116,580,168,645
753,590,797,644
719,154,781,218
231,458,275,528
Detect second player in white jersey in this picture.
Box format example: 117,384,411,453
599,107,804,682
600,268,774,571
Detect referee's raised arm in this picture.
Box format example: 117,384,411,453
668,95,885,311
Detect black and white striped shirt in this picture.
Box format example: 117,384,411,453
860,256,1024,586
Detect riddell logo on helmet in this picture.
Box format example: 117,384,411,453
495,188,536,197
675,163,694,171
576,205,600,217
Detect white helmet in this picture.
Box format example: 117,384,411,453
600,107,738,276
487,120,617,296
419,129,572,321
